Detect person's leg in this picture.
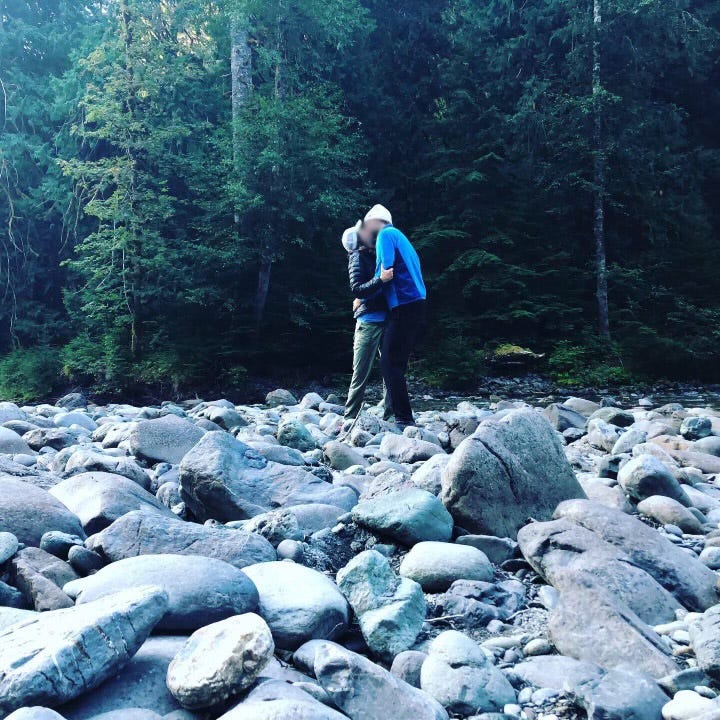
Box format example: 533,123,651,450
381,310,412,424
345,321,383,418
381,301,426,425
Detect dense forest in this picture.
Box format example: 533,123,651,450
1,0,719,400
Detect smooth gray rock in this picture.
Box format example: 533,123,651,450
690,605,720,681
611,428,648,455
65,554,258,631
323,440,368,470
86,510,275,569
352,489,454,546
554,499,718,611
242,561,349,650
0,586,168,715
167,613,274,709
0,426,33,454
50,472,174,534
179,432,356,522
0,607,37,631
411,453,451,495
337,550,426,660
440,409,585,538
509,655,604,691
218,681,346,719
59,637,188,719
419,630,516,714
248,442,306,466
57,392,87,410
63,449,149,488
129,415,203,464
277,418,316,452
23,427,76,451
399,541,493,592
0,530,19,563
379,433,445,464
455,535,517,564
5,709,67,719
0,476,85,547
518,518,682,625
265,389,298,407
314,643,449,720
617,454,691,505
573,667,669,720
586,418,624,451
681,416,713,440
544,403,587,432
11,546,79,611
0,401,26,424
589,407,635,427
548,582,677,678
391,650,428,688
637,495,704,534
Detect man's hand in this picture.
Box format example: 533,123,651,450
380,266,394,283
353,298,362,312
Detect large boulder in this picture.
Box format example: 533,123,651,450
58,636,188,719
167,613,275,709
178,431,356,522
0,586,168,715
50,472,174,534
440,409,585,538
0,476,85,547
337,550,426,660
352,489,454,546
65,554,258,631
86,510,276,569
129,415,203,464
518,518,682,625
314,643,449,720
242,561,349,650
554,499,718,611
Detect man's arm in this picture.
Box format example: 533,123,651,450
376,228,397,271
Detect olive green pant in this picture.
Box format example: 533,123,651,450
345,320,391,420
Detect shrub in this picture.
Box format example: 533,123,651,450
0,347,62,402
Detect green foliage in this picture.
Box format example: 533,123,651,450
1,0,719,394
547,340,635,387
0,347,61,403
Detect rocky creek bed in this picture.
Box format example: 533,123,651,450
2,389,720,719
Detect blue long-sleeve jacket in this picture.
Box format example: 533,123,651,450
375,225,427,310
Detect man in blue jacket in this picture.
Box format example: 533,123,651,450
363,204,427,428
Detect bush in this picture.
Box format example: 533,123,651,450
0,347,62,402
547,340,635,386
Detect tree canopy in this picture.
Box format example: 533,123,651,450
1,0,719,398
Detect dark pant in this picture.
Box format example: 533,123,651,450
381,300,426,425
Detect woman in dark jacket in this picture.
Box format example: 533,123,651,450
341,221,393,419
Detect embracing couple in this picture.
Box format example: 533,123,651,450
341,204,426,429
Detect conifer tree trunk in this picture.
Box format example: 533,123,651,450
592,0,611,340
253,14,284,328
230,12,252,225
